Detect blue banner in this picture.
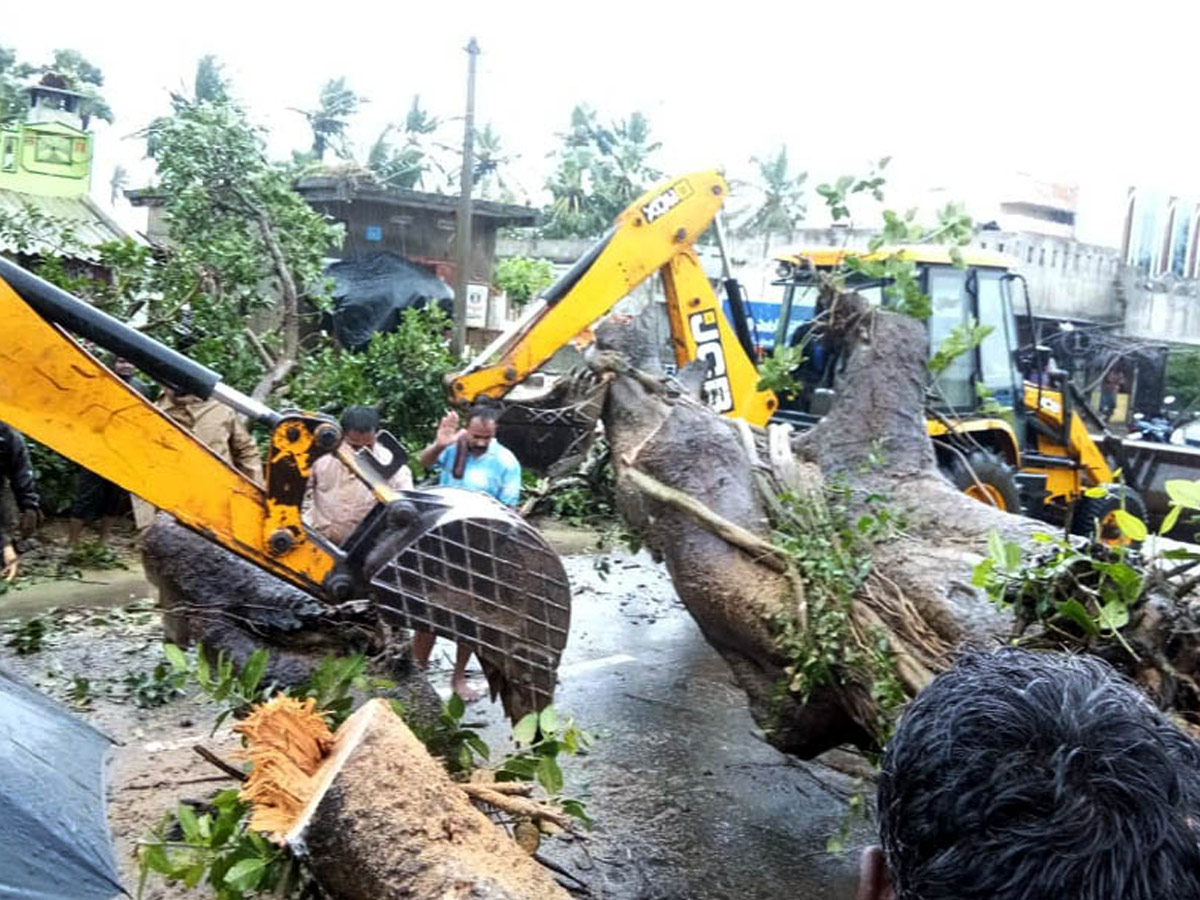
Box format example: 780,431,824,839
722,299,814,350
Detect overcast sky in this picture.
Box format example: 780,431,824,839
7,0,1200,246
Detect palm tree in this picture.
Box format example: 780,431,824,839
368,95,448,190
601,111,662,213
738,146,807,257
543,106,663,237
471,124,523,200
294,78,362,161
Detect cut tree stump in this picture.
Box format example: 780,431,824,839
236,696,571,900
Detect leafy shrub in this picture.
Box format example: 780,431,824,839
289,307,454,454
494,256,554,309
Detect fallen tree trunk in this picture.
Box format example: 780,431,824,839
592,298,1200,758
236,696,571,900
142,515,442,725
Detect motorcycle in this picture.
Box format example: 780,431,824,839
1129,395,1177,443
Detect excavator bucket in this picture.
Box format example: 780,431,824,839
344,488,571,721
494,371,609,475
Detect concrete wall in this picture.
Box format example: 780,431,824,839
973,231,1122,322
1122,269,1200,346
312,197,497,284
498,228,1126,324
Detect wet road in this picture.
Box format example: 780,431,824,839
440,548,871,900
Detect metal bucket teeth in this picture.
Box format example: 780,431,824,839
364,487,570,721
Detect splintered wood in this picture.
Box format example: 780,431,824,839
233,696,333,840
234,697,571,900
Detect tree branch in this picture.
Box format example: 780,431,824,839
459,783,575,831
243,326,277,370
621,465,791,573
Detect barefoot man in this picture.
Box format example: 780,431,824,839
416,405,521,700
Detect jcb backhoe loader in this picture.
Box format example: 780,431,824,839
769,247,1138,535
452,170,1132,537
0,258,570,719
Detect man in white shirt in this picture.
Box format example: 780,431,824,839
304,406,413,545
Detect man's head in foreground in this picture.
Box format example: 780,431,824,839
859,648,1200,900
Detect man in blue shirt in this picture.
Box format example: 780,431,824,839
414,404,522,699
420,405,521,507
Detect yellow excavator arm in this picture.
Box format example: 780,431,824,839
0,264,347,594
0,259,571,718
450,170,778,427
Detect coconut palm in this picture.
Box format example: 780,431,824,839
738,146,807,257
294,78,362,161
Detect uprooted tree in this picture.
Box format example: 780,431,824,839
589,291,1200,759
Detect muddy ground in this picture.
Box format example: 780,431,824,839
0,521,869,900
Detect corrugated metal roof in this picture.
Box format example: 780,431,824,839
0,190,130,260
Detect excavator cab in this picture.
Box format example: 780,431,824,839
767,247,1135,527
767,247,1074,516
769,248,1025,423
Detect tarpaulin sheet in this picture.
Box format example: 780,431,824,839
327,252,453,350
0,665,123,899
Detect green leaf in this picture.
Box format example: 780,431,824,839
239,648,269,696
1162,548,1200,560
140,843,173,876
512,712,539,745
560,798,593,829
466,733,491,761
538,705,559,736
987,530,1005,568
446,692,465,720
1094,561,1144,603
163,643,188,673
176,803,202,844
181,861,207,889
1056,599,1100,637
195,647,211,688
971,557,994,587
536,755,564,795
561,728,579,755
1098,599,1130,632
1166,479,1200,510
1084,486,1109,499
1031,532,1056,543
1004,541,1022,573
1112,509,1147,542
224,857,269,892
1161,504,1183,535
499,755,539,779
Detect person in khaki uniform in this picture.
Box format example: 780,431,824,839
132,389,264,529
303,406,413,545
158,389,264,480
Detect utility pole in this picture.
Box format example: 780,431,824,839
452,37,480,360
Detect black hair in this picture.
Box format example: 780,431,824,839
340,405,380,434
878,648,1200,900
466,403,500,426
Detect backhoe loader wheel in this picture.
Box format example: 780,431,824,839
944,450,1021,514
1069,486,1148,548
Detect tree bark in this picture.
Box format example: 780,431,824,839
592,297,1200,759
238,697,571,900
142,516,443,726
